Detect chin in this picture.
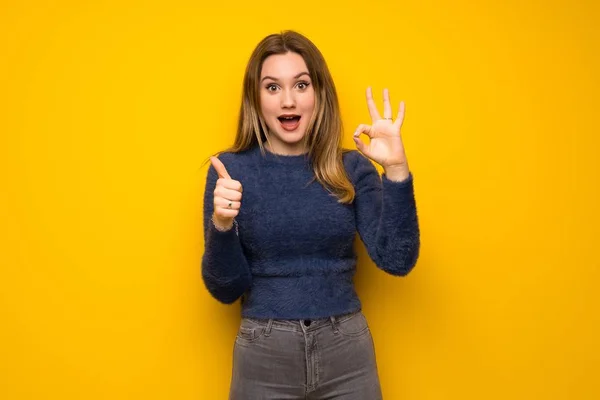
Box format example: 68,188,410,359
281,134,306,145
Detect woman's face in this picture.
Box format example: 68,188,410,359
259,52,315,155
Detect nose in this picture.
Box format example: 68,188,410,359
281,88,296,108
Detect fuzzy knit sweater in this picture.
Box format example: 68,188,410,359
201,145,420,320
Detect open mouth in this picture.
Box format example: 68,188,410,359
278,115,301,131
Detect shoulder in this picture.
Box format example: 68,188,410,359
342,149,378,183
342,148,374,169
216,147,254,165
209,147,257,176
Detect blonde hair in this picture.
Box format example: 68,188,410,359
222,30,355,203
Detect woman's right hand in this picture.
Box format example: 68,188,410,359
210,156,243,231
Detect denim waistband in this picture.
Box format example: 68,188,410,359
242,309,361,333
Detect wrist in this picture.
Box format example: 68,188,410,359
212,214,234,232
383,163,410,182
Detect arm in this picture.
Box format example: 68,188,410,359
201,163,252,304
352,152,420,276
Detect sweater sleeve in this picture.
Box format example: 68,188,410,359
351,152,421,276
201,162,252,304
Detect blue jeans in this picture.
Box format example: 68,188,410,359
229,310,383,399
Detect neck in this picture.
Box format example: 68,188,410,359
264,141,308,156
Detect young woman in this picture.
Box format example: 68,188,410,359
202,30,420,399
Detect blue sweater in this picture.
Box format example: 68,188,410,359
201,145,420,319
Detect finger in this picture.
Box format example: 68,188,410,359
215,198,241,210
210,156,231,180
394,101,406,130
383,88,392,119
353,124,374,139
366,87,381,121
213,208,239,219
353,136,372,159
216,178,243,193
214,187,243,201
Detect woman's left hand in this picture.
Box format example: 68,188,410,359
353,87,410,180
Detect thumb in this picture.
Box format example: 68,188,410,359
210,156,231,179
353,136,372,159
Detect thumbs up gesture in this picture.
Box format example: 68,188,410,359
210,157,243,231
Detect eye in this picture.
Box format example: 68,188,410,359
266,83,279,92
296,81,310,90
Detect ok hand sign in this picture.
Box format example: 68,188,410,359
353,87,409,172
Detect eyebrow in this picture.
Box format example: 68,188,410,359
260,72,310,82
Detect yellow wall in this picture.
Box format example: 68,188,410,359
1,0,598,398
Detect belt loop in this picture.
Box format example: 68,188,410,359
330,316,339,334
264,319,273,336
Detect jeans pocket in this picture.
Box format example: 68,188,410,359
337,312,370,338
235,319,266,345
238,327,255,340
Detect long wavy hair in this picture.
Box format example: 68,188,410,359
221,30,355,203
